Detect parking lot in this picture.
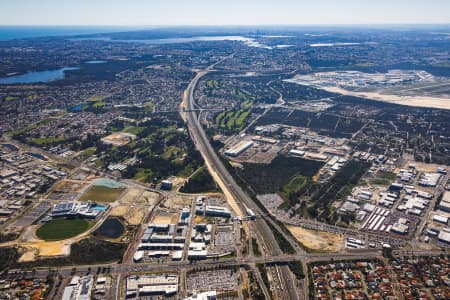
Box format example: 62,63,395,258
187,269,238,293
13,201,51,227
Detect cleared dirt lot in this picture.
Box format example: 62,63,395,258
53,180,89,193
194,215,208,224
163,195,192,209
152,211,177,225
287,225,343,252
110,205,128,217
119,187,142,204
137,191,160,206
110,205,146,225
404,161,443,173
127,208,145,225
18,241,71,262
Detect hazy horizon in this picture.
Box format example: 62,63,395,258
1,0,450,26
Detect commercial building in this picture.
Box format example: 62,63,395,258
62,275,93,300
188,241,208,260
184,291,217,300
160,180,173,190
51,201,107,219
178,207,191,225
126,274,178,297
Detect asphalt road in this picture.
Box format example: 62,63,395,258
181,63,301,299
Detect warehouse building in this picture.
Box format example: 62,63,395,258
224,141,254,157
438,228,450,245
439,191,450,213
205,205,231,218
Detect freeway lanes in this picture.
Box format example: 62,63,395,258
180,63,301,299
13,247,446,279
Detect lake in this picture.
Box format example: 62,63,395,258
0,67,79,84
95,218,125,239
84,60,106,64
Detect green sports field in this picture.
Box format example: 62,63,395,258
36,218,92,241
79,185,125,203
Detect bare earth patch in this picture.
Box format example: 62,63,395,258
405,161,443,173
163,195,192,209
127,208,145,225
54,180,89,193
321,86,450,110
110,205,128,217
137,191,160,206
19,241,70,262
152,211,174,225
119,187,141,204
287,225,343,252
194,215,208,224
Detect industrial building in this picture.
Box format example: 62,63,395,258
418,172,441,187
204,205,231,218
439,191,450,213
289,149,305,157
224,140,253,157
438,228,450,245
433,214,448,225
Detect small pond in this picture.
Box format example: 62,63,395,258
95,217,125,239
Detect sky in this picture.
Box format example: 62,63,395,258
1,0,449,26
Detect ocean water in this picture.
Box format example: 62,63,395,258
0,26,138,41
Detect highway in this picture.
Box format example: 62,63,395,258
180,61,301,299
10,248,447,279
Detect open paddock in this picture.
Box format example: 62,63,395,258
287,225,343,252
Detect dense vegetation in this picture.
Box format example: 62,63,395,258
287,261,305,280
266,221,296,255
279,175,309,209
0,247,20,273
179,166,220,193
271,81,338,102
109,114,204,182
235,156,324,195
256,263,270,296
251,237,262,257
303,160,371,223
0,232,19,243
16,238,127,269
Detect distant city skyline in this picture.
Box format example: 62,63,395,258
1,0,449,26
